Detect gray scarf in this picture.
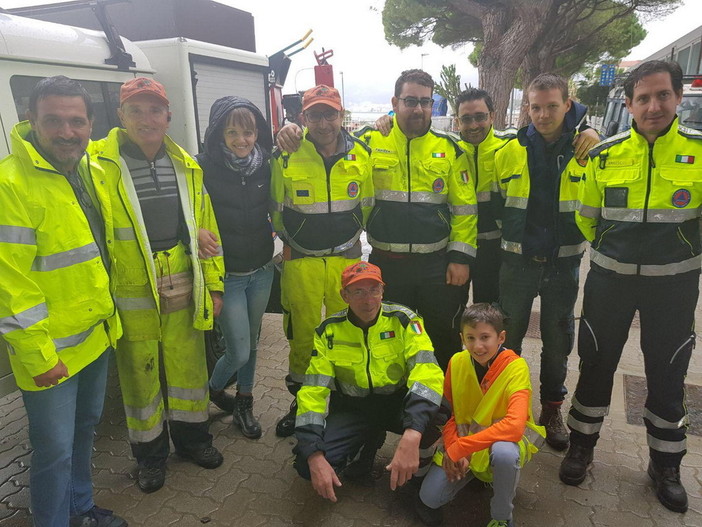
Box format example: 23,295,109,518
221,142,264,177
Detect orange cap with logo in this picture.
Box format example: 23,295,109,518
302,84,342,112
120,77,169,106
341,262,385,289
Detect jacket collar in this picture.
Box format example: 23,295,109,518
10,120,86,175
95,127,199,169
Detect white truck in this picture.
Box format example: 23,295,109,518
0,11,272,396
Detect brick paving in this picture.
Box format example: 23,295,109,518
1,264,701,526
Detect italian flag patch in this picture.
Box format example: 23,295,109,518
432,152,446,158
676,155,695,164
344,154,356,161
410,320,423,335
380,331,395,340
461,170,470,183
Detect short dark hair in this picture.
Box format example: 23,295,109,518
527,73,569,102
394,69,434,98
455,87,494,114
623,60,683,99
29,75,93,120
460,303,505,333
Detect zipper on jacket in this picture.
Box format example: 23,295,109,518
639,143,656,275
406,139,412,252
473,146,479,190
364,328,374,394
150,161,161,191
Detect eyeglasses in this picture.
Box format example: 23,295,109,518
346,286,383,299
399,97,434,109
305,109,340,123
458,113,490,124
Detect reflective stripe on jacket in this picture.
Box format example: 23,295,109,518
294,302,444,460
457,127,516,240
357,120,478,262
578,118,702,277
90,128,224,340
270,130,373,256
0,121,122,390
495,136,587,261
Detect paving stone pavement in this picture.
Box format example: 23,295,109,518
1,262,701,526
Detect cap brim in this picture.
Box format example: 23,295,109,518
302,99,342,112
343,274,385,289
121,90,170,106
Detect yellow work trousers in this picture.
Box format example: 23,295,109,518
281,255,359,386
115,244,210,447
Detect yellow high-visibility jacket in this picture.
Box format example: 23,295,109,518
90,128,224,340
0,121,122,390
357,119,478,263
578,117,702,277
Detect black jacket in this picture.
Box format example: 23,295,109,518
197,96,274,273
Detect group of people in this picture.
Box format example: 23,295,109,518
0,57,699,527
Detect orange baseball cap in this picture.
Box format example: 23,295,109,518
341,261,385,289
302,84,342,112
120,77,169,106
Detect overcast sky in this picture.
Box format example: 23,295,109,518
1,0,702,111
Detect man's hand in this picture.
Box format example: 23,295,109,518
210,291,223,318
308,452,342,502
446,262,469,286
198,228,220,259
442,454,470,483
386,428,422,490
573,127,600,161
375,114,393,136
276,123,303,152
33,359,69,388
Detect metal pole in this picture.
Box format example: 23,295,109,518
340,71,346,108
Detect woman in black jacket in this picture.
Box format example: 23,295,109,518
197,96,274,439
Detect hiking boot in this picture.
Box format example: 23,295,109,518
136,464,166,494
275,399,297,438
209,388,236,413
176,445,223,469
539,403,569,451
69,506,128,527
559,444,594,486
647,459,688,513
414,499,443,526
233,393,262,439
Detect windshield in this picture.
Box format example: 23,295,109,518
679,93,702,130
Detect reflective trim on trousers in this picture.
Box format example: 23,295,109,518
32,242,100,272
505,196,528,210
557,242,587,258
451,204,478,215
478,229,501,240
501,240,522,254
369,236,449,254
375,190,447,204
447,241,477,257
286,230,361,257
644,408,688,430
114,227,137,241
128,422,166,444
647,434,686,453
567,414,603,435
410,381,442,405
407,350,439,370
115,297,155,311
169,408,209,423
579,204,601,219
168,384,208,402
571,395,609,418
0,303,48,334
303,373,335,389
283,198,360,214
124,390,163,422
54,322,101,351
590,250,702,276
602,207,700,223
559,200,579,213
296,410,325,427
0,225,36,245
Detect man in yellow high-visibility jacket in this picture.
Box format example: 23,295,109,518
0,76,126,527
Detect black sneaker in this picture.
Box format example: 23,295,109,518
647,459,688,513
275,400,297,438
414,499,443,526
559,444,593,486
69,506,128,527
176,445,224,469
136,465,165,494
539,403,569,451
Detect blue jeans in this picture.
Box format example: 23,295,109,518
498,256,580,403
209,262,274,393
21,349,110,527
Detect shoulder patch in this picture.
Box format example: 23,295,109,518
589,130,631,159
315,310,349,336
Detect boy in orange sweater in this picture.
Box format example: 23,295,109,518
416,303,545,527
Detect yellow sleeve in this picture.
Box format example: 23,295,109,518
447,151,478,263
576,157,600,242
